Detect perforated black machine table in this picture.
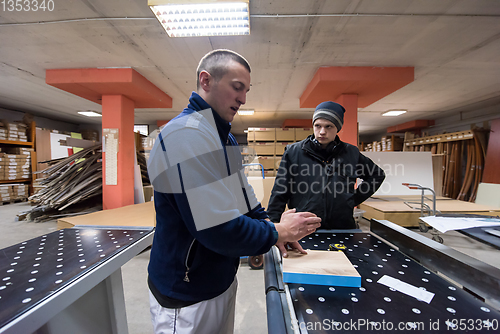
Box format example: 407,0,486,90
264,219,500,333
0,227,154,334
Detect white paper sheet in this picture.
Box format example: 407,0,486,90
103,128,119,186
420,216,500,233
377,275,435,304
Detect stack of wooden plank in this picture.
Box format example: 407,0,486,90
18,145,103,222
18,145,151,222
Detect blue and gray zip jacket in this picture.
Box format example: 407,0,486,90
147,92,278,307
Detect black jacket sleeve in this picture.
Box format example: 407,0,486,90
267,149,291,222
351,152,386,206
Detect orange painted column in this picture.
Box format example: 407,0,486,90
102,95,135,210
336,94,358,146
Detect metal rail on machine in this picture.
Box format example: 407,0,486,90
264,247,298,334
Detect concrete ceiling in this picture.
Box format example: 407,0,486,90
1,0,499,136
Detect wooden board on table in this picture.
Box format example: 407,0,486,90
57,201,155,229
362,199,499,213
360,199,500,227
282,250,361,287
369,195,451,202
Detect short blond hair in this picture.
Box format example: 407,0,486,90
196,49,251,89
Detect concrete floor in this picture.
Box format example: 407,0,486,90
1,202,500,333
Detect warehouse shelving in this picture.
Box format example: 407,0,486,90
362,135,404,152
403,130,473,151
0,121,37,196
246,127,312,177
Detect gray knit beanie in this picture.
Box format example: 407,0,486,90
312,101,345,131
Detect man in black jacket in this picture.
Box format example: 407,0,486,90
267,101,385,229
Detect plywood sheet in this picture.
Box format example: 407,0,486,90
247,176,275,210
361,199,500,213
282,250,361,287
360,199,500,227
35,128,51,172
369,195,450,202
475,183,500,208
434,200,500,212
57,201,155,229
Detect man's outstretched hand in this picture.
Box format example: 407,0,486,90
274,208,321,257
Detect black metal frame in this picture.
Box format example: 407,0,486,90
264,220,500,333
370,218,500,309
264,247,295,333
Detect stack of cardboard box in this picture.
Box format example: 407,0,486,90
18,123,28,142
0,152,4,181
13,184,29,200
0,184,13,202
7,122,19,141
0,152,31,181
0,121,28,142
0,120,32,203
0,184,29,203
81,129,99,141
0,121,6,140
246,127,312,177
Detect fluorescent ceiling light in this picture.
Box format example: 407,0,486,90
237,109,254,115
149,0,250,38
382,110,407,117
78,111,102,117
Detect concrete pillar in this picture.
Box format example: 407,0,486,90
102,95,135,210
46,68,172,210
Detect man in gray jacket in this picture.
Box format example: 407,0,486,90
147,49,322,334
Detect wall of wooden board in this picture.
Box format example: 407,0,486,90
400,128,489,201
482,118,500,184
35,128,52,173
432,154,444,197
